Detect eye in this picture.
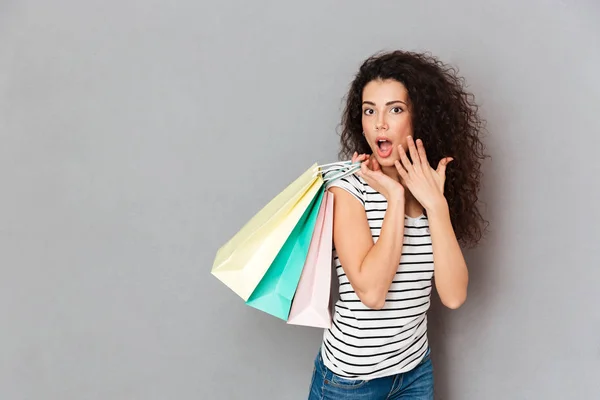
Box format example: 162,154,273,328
390,107,403,114
363,108,374,116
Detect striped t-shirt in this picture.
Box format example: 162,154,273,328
321,172,433,380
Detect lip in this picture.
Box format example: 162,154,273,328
375,136,394,159
375,135,392,143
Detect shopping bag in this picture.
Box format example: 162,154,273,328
211,164,322,301
211,161,359,303
245,187,325,320
287,190,334,328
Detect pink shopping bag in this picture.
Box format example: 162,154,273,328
287,191,334,329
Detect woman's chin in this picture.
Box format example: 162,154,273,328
374,156,398,168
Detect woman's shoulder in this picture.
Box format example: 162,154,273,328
324,171,367,206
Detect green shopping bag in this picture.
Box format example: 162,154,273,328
245,186,326,320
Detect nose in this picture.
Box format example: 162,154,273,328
375,115,388,131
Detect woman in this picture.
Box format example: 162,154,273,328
308,50,487,399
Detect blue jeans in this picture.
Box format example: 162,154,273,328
308,350,433,400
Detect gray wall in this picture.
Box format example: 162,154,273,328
1,0,599,399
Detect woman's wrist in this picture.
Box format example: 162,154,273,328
425,196,449,217
385,188,405,204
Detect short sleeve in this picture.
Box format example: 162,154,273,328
323,170,365,207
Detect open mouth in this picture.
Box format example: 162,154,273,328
376,138,393,158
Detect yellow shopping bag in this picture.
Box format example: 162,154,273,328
211,161,359,302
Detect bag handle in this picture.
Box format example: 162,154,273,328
312,160,361,183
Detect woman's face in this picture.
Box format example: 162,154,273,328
361,79,413,167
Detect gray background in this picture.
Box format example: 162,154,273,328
1,0,599,399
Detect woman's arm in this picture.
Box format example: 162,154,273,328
328,187,405,310
427,199,468,309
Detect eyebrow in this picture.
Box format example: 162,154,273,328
362,100,407,106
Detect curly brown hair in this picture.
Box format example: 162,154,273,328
338,50,489,248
